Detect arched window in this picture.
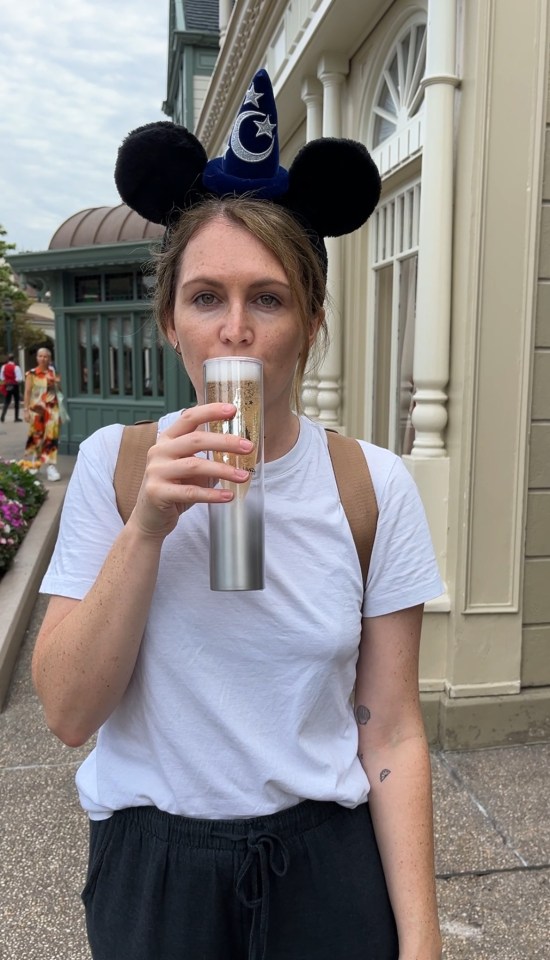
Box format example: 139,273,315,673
370,19,427,174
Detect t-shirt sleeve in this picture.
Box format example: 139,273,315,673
362,452,444,618
40,425,125,599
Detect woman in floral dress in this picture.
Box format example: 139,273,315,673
23,348,61,481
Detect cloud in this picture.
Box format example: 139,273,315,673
0,0,168,252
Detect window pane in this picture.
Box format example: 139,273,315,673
106,273,134,302
123,318,133,395
397,256,417,455
108,318,120,394
373,264,393,448
75,276,100,303
90,318,101,394
137,273,154,301
78,319,87,392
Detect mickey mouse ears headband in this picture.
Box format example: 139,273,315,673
115,68,381,261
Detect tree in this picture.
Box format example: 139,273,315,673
0,224,46,357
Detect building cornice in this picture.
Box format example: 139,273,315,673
8,241,156,275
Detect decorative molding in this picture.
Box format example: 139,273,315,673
200,0,266,149
425,593,451,613
420,73,461,89
445,680,521,699
419,679,446,693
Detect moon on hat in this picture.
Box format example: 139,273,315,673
231,110,275,163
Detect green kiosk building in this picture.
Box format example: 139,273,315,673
9,207,195,453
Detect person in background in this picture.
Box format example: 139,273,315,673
0,352,23,422
32,71,443,960
23,347,61,481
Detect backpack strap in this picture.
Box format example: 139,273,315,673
325,430,378,588
113,421,157,524
113,421,379,587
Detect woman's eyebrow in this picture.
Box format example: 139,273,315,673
180,276,291,291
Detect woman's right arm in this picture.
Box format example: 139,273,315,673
32,403,253,747
23,372,32,421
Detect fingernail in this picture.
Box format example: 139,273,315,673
222,404,235,415
234,468,249,479
239,439,254,451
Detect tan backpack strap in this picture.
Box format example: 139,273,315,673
114,421,158,524
326,430,378,587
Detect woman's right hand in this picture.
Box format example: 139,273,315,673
128,403,253,540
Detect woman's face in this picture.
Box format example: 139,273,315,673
167,217,306,416
36,350,51,370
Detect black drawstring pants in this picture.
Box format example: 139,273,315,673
82,799,398,960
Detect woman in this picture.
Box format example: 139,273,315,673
33,71,443,959
23,347,61,481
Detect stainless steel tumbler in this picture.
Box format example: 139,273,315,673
204,357,265,591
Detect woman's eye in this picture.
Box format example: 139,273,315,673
194,292,217,306
256,294,280,308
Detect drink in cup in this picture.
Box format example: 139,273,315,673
204,357,264,591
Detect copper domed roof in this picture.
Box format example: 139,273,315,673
49,204,164,249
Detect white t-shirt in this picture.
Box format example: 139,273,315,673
41,414,444,820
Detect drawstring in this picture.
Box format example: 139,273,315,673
213,830,289,960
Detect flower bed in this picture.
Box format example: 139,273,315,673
0,460,48,576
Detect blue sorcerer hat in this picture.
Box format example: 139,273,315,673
202,69,288,198
114,68,381,273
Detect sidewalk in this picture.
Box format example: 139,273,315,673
1,420,549,959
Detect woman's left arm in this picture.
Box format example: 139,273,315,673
355,604,442,960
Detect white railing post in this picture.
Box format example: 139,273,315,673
300,76,323,417
411,0,459,456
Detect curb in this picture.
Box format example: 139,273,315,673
0,481,67,710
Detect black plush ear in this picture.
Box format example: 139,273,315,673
114,121,208,225
284,138,381,238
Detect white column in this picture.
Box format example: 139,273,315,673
301,76,323,140
300,77,323,417
219,0,233,45
411,0,459,457
316,53,349,428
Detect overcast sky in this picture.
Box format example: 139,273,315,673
0,0,169,253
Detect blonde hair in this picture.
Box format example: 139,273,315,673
152,197,328,411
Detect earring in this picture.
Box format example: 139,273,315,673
173,340,182,356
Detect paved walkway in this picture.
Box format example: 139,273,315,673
1,419,549,959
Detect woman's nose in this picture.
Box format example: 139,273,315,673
220,303,253,345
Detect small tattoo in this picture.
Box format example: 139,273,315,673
380,769,391,782
355,705,371,725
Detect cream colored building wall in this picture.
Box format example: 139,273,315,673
523,16,550,689
444,0,546,699
196,0,550,741
193,75,211,129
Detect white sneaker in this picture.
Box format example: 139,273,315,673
46,465,61,481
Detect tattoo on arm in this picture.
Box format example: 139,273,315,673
379,769,391,782
355,704,371,725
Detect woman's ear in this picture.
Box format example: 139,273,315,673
309,309,325,346
163,313,176,345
